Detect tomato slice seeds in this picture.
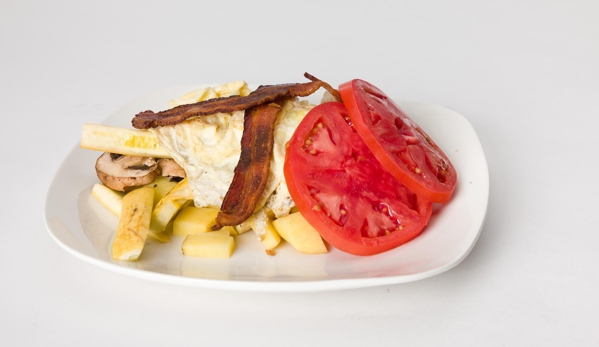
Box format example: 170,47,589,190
284,102,432,256
339,79,457,203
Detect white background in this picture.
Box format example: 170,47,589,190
2,0,598,345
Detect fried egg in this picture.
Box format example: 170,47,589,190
149,82,314,237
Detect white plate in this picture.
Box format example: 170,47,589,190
44,85,489,292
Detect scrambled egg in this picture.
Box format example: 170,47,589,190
168,81,252,108
150,81,314,237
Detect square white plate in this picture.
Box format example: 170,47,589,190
44,85,489,292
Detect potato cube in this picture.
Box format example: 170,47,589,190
272,212,328,254
261,220,281,251
234,217,253,235
173,206,219,236
251,210,281,251
181,234,235,258
209,227,234,237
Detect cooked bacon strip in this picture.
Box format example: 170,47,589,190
212,103,281,229
131,73,337,129
304,72,342,102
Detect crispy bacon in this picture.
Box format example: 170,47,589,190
134,73,340,229
304,72,342,102
131,73,339,129
212,103,281,229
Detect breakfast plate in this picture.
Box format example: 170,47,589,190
44,84,489,292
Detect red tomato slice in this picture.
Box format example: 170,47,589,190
339,79,457,203
284,102,432,256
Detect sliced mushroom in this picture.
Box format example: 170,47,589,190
158,158,186,181
96,153,160,191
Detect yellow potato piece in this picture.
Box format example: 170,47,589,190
112,187,154,261
209,228,233,237
261,219,281,251
143,176,178,208
173,206,219,236
150,178,193,234
221,226,238,236
92,183,169,243
251,210,281,251
173,206,238,237
234,217,253,235
181,234,235,258
272,212,328,254
148,230,170,243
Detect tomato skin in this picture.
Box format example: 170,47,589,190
284,102,432,256
339,79,457,203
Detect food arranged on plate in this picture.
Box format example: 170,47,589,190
80,73,457,261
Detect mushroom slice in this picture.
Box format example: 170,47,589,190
96,153,160,191
158,158,186,181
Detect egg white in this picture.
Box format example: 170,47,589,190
149,82,314,237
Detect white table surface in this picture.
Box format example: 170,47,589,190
2,0,598,345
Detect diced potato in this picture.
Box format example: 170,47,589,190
143,176,178,208
272,212,328,254
150,178,193,234
181,234,235,258
252,210,281,251
173,206,219,236
173,206,238,237
222,225,238,236
112,187,154,261
209,228,233,237
234,217,253,235
261,220,281,251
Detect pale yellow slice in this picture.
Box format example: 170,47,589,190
272,212,328,254
181,234,235,258
150,178,193,234
112,187,154,261
91,183,124,216
143,176,178,208
81,123,170,158
92,183,169,243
